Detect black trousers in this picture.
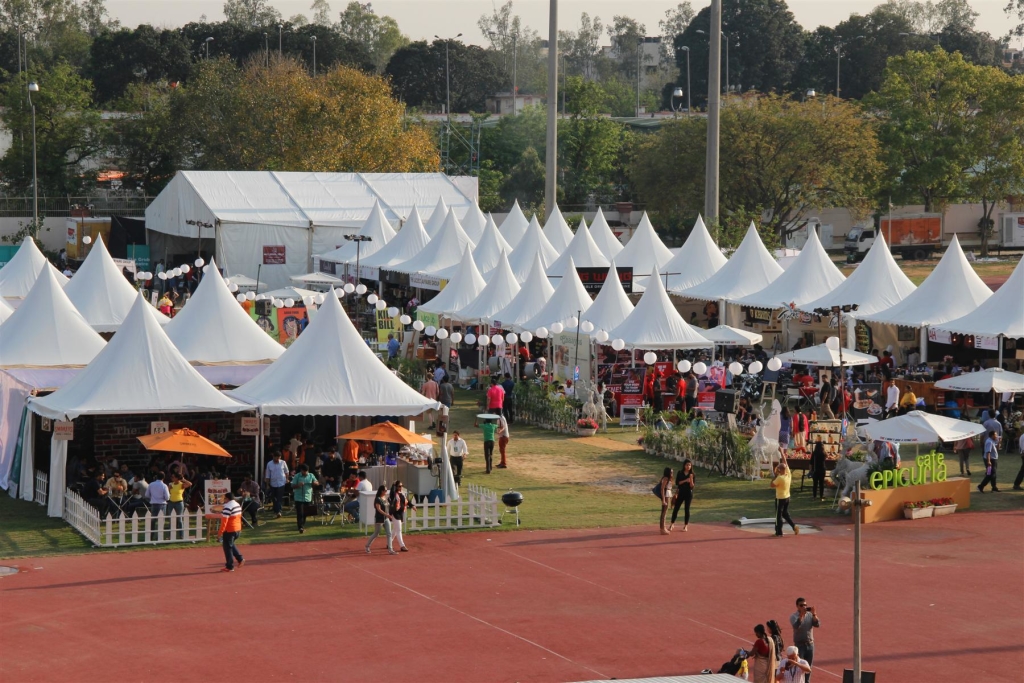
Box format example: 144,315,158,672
450,456,464,483
796,642,815,683
670,492,692,525
812,475,826,499
295,501,311,530
979,460,999,491
1014,455,1024,489
775,497,796,535
483,441,494,472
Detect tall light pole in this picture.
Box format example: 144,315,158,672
697,29,733,94
204,36,213,59
704,0,722,225
836,35,865,98
434,33,462,117
278,24,283,57
544,0,558,221
681,45,691,117
311,35,317,75
28,81,39,233
489,30,518,115
264,32,268,67
840,482,873,683
345,234,372,332
636,37,642,117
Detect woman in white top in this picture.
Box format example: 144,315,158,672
447,431,468,484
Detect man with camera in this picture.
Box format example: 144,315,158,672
777,645,813,683
789,597,819,682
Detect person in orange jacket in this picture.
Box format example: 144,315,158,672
218,492,245,572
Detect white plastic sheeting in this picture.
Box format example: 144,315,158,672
507,215,558,282
613,212,673,277
228,290,440,416
519,257,593,332
935,256,1023,339
454,250,521,324
417,246,487,317
542,205,575,253
0,236,68,300
547,218,610,277
0,371,32,491
164,260,285,366
499,200,530,248
608,265,713,350
657,216,728,293
64,235,168,332
588,207,624,259
29,295,249,420
801,233,916,316
491,252,556,328
0,266,106,368
735,229,846,310
859,236,991,328
679,223,784,302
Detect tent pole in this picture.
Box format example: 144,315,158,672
920,326,929,364
998,334,1003,367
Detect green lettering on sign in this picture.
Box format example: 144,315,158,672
869,452,948,490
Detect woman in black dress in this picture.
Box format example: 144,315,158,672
388,480,415,552
669,459,695,532
810,437,828,501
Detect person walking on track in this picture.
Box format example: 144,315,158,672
669,459,695,532
218,492,245,572
657,467,673,535
365,485,396,555
496,413,510,469
389,481,415,552
771,454,799,537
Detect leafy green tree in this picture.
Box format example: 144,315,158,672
384,39,507,113
659,2,695,65
559,76,627,206
310,0,332,26
559,12,604,80
106,82,184,194
222,0,281,28
477,0,546,94
86,25,192,104
0,64,106,195
605,16,647,83
476,160,506,212
501,146,545,213
480,104,546,172
336,1,408,73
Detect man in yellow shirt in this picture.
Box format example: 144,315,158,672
167,472,192,539
770,455,799,537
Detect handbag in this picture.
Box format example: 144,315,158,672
652,482,663,499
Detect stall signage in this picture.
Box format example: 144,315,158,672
576,266,633,294
927,328,952,345
743,307,773,325
150,421,169,434
975,335,999,351
41,417,52,432
869,452,947,490
54,421,75,440
410,272,443,290
204,479,232,514
319,259,337,275
262,245,286,265
240,417,260,436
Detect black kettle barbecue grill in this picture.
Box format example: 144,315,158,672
500,490,523,526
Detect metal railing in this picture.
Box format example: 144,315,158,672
0,196,154,218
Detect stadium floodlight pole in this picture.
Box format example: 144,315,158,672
681,46,691,117
28,81,39,232
434,33,463,118
204,36,213,59
278,24,283,57
263,32,269,67
703,0,722,226
840,481,872,683
311,35,317,75
544,0,558,221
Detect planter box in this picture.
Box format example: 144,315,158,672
932,504,957,516
903,506,934,520
577,427,598,437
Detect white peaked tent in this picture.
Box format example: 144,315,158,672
0,296,14,324
679,223,785,302
577,261,634,334
492,252,557,328
63,236,168,332
735,229,846,310
361,207,430,269
392,209,475,276
467,214,513,275
801,232,916,316
0,266,106,368
613,212,673,277
164,260,284,380
608,265,713,350
588,207,623,259
507,215,559,282
499,200,530,248
423,197,449,238
0,236,68,299
542,205,575,253
656,215,728,293
936,256,1024,340
547,217,610,277
860,236,991,327
228,290,441,416
862,410,986,444
453,249,521,324
519,257,593,332
290,271,342,288
702,325,763,347
417,246,487,317
459,204,487,244
317,200,396,266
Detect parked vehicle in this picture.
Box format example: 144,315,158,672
845,214,942,261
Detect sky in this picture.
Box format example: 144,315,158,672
106,0,1019,47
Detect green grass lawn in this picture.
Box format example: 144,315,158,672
2,387,1022,559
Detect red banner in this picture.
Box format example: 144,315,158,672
262,245,286,264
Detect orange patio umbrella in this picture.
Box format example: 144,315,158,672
337,421,432,446
137,428,232,458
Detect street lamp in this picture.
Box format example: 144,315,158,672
680,46,691,117
28,81,39,232
344,234,372,330
835,35,865,98
697,29,734,94
434,33,462,117
204,36,213,59
311,35,317,75
839,482,873,683
636,37,643,117
278,24,283,57
263,32,268,67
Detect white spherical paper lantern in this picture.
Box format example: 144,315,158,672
367,294,378,304
375,300,386,311
315,294,326,305
245,291,256,301
464,333,476,345
748,360,763,374
505,332,518,345
568,316,578,328
400,314,412,325
729,361,744,376
580,321,594,333
158,272,167,280
767,357,783,372
236,293,247,303
611,339,625,351
451,332,463,344
693,361,708,376
493,335,504,346
520,331,533,343
284,298,295,308
437,329,449,340
273,299,285,308
388,307,399,317
412,320,425,331
477,334,490,346
825,336,841,351
595,330,609,343
678,360,691,373
550,322,564,334
644,351,657,365
355,284,367,295
195,258,205,268
425,325,436,336
180,264,190,274
535,327,548,339
228,283,238,292
82,235,92,245
344,283,355,294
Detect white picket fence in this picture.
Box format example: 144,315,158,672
404,484,501,531
63,488,206,547
34,470,48,506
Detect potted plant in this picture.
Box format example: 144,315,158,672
903,500,934,520
930,497,957,516
576,417,599,437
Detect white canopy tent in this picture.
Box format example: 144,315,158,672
464,214,513,276
392,210,475,277
507,215,558,282
547,218,610,277
542,205,575,253
934,256,1024,349
702,325,764,346
260,286,319,302
801,233,916,316
519,257,593,332
315,200,397,268
226,273,261,292
491,252,557,329
359,208,431,270
735,229,846,310
613,212,673,278
416,246,487,317
608,265,713,350
64,236,168,333
0,236,68,300
654,215,728,293
775,341,877,367
422,197,449,238
678,223,784,302
164,260,284,385
859,236,991,330
459,204,487,244
588,207,624,260
29,295,250,516
499,200,530,248
575,261,634,334
934,367,1024,394
289,271,343,289
0,297,12,324
453,250,520,324
228,290,440,417
862,410,987,444
144,171,473,290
